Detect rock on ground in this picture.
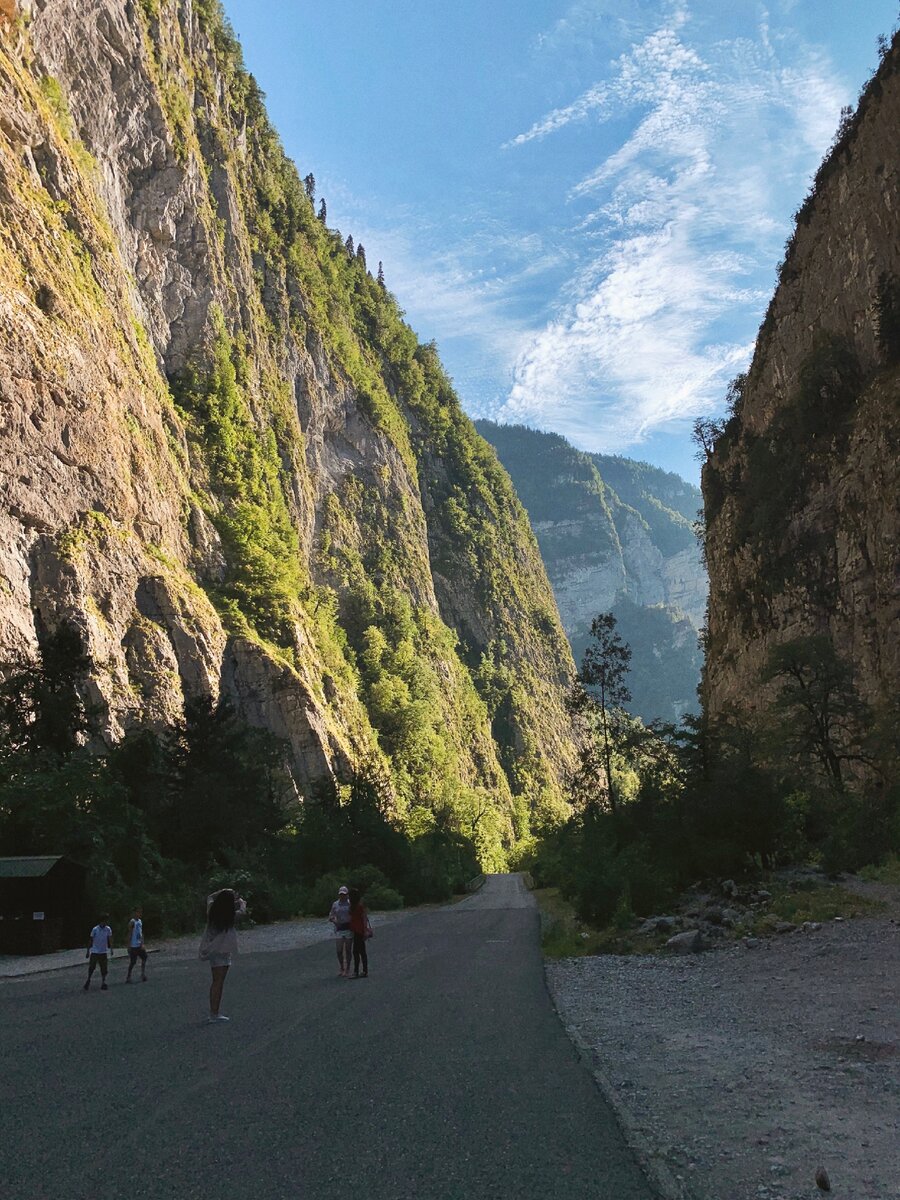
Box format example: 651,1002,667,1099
547,889,900,1200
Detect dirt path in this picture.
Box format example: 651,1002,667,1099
547,902,900,1200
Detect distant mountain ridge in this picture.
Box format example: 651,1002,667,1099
476,421,707,724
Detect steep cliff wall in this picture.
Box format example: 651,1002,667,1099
476,421,706,723
702,36,900,727
0,0,576,848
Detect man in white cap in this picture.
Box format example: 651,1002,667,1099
328,885,353,977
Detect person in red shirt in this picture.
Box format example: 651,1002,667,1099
348,887,372,978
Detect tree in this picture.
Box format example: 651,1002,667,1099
344,234,354,256
162,697,291,863
356,243,366,270
303,172,315,201
725,373,747,418
318,198,327,224
0,623,95,760
576,613,632,813
692,416,726,460
377,261,385,288
762,635,871,792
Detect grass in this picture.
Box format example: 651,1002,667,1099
859,855,900,885
536,875,886,959
534,887,669,958
748,880,883,934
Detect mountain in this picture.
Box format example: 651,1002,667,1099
475,421,707,724
0,0,576,863
701,34,900,750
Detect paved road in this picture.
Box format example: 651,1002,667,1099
0,874,656,1199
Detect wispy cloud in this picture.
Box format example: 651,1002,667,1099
531,0,668,59
497,7,848,453
323,195,561,400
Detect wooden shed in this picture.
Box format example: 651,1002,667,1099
0,856,87,954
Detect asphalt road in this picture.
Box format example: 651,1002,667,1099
0,874,656,1200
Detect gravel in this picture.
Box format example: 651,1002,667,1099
546,887,900,1200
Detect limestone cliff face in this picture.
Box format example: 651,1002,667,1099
702,37,900,726
0,0,576,837
476,422,706,724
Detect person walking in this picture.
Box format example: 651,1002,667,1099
328,885,353,978
348,887,372,979
124,906,148,983
199,888,246,1023
83,914,113,991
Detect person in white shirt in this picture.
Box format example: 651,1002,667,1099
329,886,353,978
83,915,113,991
125,906,148,983
199,889,247,1022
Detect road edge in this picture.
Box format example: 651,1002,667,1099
543,961,698,1200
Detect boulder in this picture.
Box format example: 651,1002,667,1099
639,915,678,934
666,929,705,954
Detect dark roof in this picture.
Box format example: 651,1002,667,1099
0,857,63,879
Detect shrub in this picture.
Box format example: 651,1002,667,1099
304,864,399,916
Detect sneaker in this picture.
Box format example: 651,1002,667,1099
207,1014,230,1022
101,983,108,991
83,981,89,991
141,976,148,982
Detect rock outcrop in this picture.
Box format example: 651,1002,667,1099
0,0,576,849
701,36,900,733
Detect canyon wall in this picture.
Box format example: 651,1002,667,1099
0,0,576,848
702,37,900,730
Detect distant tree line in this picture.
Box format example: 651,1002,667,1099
0,624,480,937
524,613,898,928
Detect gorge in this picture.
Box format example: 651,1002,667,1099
0,0,578,875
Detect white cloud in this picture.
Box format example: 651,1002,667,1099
324,203,556,395
498,8,848,453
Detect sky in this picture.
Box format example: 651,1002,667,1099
224,0,898,483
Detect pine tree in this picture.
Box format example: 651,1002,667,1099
578,613,632,814
345,234,355,256
303,173,315,201
356,243,366,270
377,261,385,288
318,198,327,224
0,623,96,759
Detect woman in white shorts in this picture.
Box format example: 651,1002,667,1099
199,888,246,1022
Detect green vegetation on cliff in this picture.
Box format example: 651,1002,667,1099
129,0,576,863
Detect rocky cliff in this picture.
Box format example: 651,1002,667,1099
0,0,576,854
701,35,900,731
476,421,706,723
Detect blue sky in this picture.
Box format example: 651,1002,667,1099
224,0,898,482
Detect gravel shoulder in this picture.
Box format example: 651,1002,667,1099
546,885,900,1200
0,907,412,979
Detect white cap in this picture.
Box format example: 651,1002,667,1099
338,886,349,895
